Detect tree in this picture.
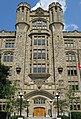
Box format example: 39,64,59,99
0,63,16,112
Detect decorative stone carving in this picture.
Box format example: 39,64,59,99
36,8,44,16
34,79,45,89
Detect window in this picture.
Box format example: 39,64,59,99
3,105,5,110
34,39,37,45
70,104,80,110
70,105,73,110
42,39,45,45
74,105,77,110
76,85,79,90
5,40,15,48
34,38,45,45
38,39,41,45
70,84,79,90
66,53,76,61
0,105,1,111
33,50,45,59
33,64,46,73
32,20,47,29
77,104,80,110
33,68,37,73
34,98,45,104
4,52,13,62
67,66,77,76
64,40,74,48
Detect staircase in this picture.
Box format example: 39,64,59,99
24,117,54,119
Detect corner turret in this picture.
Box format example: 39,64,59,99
16,2,30,25
49,2,64,29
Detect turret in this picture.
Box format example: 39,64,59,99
49,2,63,29
16,2,30,24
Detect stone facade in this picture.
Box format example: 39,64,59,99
0,2,81,117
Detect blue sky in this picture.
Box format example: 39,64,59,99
0,0,81,31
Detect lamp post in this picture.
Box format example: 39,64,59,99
55,93,60,117
27,99,30,117
49,100,52,117
19,93,23,116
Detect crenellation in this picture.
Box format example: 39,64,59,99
0,1,81,117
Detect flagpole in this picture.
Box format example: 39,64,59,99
77,49,81,91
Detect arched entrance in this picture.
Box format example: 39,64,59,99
25,90,54,117
34,107,45,116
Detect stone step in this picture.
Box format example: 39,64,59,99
24,117,53,119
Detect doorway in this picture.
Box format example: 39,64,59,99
34,107,45,116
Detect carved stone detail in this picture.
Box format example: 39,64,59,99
34,79,45,89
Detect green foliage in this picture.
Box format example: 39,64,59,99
53,99,68,114
61,115,69,119
0,63,16,99
71,112,81,119
0,63,16,112
11,115,19,119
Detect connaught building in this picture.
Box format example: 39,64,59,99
0,2,81,117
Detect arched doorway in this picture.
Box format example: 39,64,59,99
34,107,45,116
25,90,54,117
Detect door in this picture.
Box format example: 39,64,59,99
34,107,45,116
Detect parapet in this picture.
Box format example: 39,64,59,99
49,2,62,10
17,2,30,10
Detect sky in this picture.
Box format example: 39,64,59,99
0,0,81,31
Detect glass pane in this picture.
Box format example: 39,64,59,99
34,40,37,45
38,68,41,73
74,70,77,75
77,105,80,110
72,55,76,61
4,55,7,61
38,39,41,45
70,105,73,110
42,39,45,45
33,68,37,73
68,70,70,76
11,55,13,61
71,43,74,48
12,43,14,48
34,53,37,59
3,105,5,110
0,105,1,111
76,85,79,90
38,53,41,59
74,105,77,110
42,68,46,73
71,70,73,75
42,53,45,59
5,43,9,48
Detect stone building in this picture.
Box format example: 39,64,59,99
0,2,81,117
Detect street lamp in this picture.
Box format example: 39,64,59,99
19,93,23,116
27,99,30,117
55,93,60,117
49,100,52,117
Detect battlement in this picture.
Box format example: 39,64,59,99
49,2,62,10
17,2,30,10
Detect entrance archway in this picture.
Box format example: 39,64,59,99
25,90,54,117
34,107,45,116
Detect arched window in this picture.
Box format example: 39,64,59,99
32,20,47,29
34,98,45,104
3,52,13,62
66,52,76,61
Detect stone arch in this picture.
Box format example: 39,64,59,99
65,50,76,54
25,90,54,100
32,17,47,23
